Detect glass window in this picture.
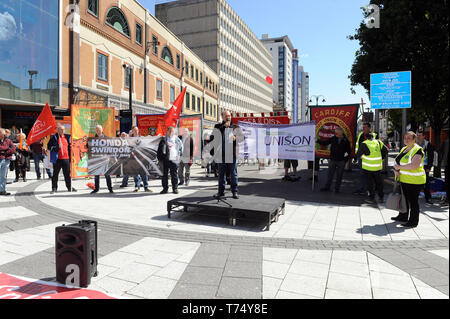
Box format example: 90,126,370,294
98,53,108,82
206,101,209,115
176,54,181,70
170,86,175,103
190,65,194,78
106,7,130,37
161,46,173,65
156,79,162,99
186,92,190,109
197,97,201,112
88,0,99,17
135,23,142,45
152,36,158,55
191,94,196,110
185,61,189,75
200,72,203,84
195,69,198,81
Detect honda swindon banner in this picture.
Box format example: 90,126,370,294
71,105,115,178
0,273,115,299
310,104,359,158
87,136,163,177
238,122,316,161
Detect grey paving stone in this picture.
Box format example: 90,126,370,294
188,251,229,268
223,261,262,279
434,285,449,296
409,268,449,288
178,266,223,286
169,283,218,299
217,277,261,299
228,247,262,263
197,243,231,255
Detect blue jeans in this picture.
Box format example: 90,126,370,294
134,175,149,189
121,175,129,186
218,162,238,194
0,159,11,192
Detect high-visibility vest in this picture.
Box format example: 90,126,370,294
361,139,383,171
398,144,426,185
355,132,377,154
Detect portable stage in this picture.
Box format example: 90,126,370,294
167,191,285,231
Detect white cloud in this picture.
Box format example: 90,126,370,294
0,11,17,41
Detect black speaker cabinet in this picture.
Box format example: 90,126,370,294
55,220,98,288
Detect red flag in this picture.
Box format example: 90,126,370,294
26,103,57,146
265,75,273,85
155,120,165,136
164,87,187,128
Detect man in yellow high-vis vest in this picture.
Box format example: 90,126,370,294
353,123,378,195
357,132,388,202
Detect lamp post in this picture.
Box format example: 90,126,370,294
120,64,133,132
309,95,326,107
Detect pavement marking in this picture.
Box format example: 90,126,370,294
0,222,67,266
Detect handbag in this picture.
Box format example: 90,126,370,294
386,179,408,213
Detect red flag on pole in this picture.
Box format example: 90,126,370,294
164,87,187,128
26,102,57,146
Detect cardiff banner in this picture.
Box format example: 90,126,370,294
71,105,115,178
87,136,163,177
310,104,359,158
238,122,316,161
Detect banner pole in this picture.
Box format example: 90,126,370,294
312,157,315,191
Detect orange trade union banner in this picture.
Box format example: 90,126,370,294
71,105,115,178
310,104,359,158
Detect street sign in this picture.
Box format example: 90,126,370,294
370,71,411,109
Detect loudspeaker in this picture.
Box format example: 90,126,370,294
55,220,98,288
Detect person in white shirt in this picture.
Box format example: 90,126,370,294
157,126,183,194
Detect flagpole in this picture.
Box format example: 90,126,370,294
312,157,315,191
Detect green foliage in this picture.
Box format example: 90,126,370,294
349,0,449,136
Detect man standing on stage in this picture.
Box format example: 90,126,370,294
211,111,244,199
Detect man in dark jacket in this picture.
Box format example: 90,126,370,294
178,128,194,186
417,131,435,203
210,111,244,199
0,128,16,196
318,127,351,193
91,125,113,194
47,125,76,194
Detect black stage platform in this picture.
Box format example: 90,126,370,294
167,191,285,231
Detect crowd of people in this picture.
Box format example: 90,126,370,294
1,114,449,231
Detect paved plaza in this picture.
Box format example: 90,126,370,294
0,162,448,299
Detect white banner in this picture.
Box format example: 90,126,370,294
238,122,316,161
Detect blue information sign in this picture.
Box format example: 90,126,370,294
370,71,411,109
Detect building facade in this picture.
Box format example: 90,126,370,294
299,66,309,122
0,0,219,132
155,0,273,116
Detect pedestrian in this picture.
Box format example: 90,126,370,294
48,125,77,194
440,137,449,206
0,128,16,196
157,126,183,194
203,134,217,177
416,130,435,204
31,139,51,180
119,132,129,187
90,125,113,194
392,131,427,228
211,111,244,199
282,160,299,181
318,127,351,193
14,133,30,182
353,122,378,195
178,128,193,186
129,127,151,193
356,132,388,202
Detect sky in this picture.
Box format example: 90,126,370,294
141,0,371,107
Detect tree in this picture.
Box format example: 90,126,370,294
349,0,449,156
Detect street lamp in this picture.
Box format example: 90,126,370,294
309,95,326,107
121,64,133,132
28,70,38,90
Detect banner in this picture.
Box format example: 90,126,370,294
310,105,359,158
71,105,115,178
238,122,316,161
0,273,115,299
88,136,163,177
232,115,290,125
137,114,166,136
179,115,202,159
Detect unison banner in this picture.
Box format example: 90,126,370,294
238,122,316,161
88,136,163,177
310,104,359,158
71,105,115,178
